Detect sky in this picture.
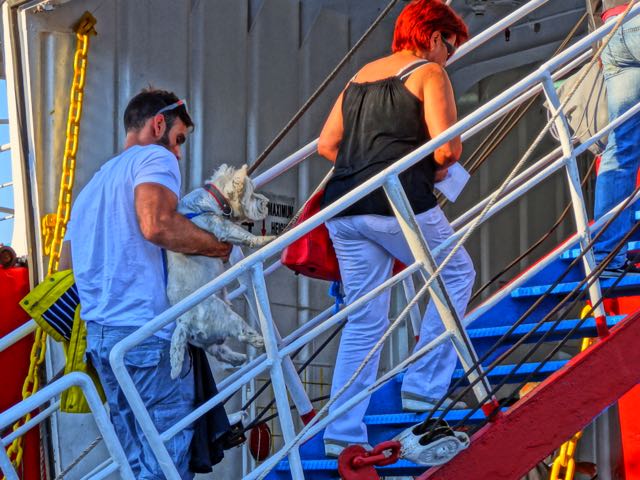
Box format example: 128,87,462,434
0,80,12,246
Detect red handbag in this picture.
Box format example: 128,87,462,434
281,188,341,282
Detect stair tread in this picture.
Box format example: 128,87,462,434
274,458,424,472
511,276,640,298
364,409,486,425
452,360,567,380
560,241,640,260
467,315,623,339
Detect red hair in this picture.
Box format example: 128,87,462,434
392,0,469,53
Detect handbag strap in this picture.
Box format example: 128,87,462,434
282,168,334,234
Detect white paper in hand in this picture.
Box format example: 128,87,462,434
434,163,470,203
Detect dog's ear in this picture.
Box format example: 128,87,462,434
232,165,248,194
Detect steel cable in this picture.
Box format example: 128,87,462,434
422,183,640,438
468,224,639,434
253,5,638,476
241,6,591,428
421,180,640,432
470,153,599,303
242,6,594,434
246,0,401,176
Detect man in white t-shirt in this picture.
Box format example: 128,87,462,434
62,88,231,479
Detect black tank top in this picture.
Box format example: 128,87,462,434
321,60,437,217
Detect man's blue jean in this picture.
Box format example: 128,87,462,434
85,323,195,479
594,13,640,269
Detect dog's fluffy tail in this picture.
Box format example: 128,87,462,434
170,322,189,379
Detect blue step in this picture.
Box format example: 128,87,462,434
298,409,491,460
560,241,640,260
266,216,640,480
510,275,640,298
456,360,567,384
467,315,623,344
269,458,431,479
365,361,566,416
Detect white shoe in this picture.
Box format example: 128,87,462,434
323,439,373,458
401,393,467,412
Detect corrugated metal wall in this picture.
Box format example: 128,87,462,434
15,0,592,477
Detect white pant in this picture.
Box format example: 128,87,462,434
323,206,475,444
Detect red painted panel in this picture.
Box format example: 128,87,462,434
0,267,41,479
619,386,640,479
419,310,640,480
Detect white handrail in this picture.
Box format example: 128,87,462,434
112,7,640,355
103,7,640,479
0,0,583,358
0,372,134,480
3,1,636,479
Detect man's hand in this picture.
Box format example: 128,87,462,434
135,182,232,257
217,242,233,262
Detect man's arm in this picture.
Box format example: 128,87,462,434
135,182,232,258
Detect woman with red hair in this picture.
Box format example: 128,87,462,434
317,0,474,457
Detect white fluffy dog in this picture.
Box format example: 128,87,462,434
167,164,274,379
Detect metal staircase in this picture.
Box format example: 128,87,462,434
2,1,640,479
265,221,640,479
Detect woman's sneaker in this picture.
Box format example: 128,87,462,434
323,439,373,458
401,392,467,412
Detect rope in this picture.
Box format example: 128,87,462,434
246,0,401,176
53,436,102,480
242,3,590,435
254,4,638,475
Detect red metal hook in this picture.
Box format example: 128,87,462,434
338,440,402,480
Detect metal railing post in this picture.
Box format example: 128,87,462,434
0,441,18,480
0,372,134,480
383,175,495,404
402,276,423,335
249,263,305,479
237,251,313,417
109,350,182,479
541,73,607,330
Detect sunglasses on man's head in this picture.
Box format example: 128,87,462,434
442,37,456,59
156,99,189,117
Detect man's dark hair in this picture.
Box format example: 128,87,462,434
123,87,194,133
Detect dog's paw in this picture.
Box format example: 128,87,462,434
250,235,277,248
239,326,265,349
216,349,247,367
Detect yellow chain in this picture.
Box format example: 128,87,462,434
549,306,597,480
3,13,96,477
